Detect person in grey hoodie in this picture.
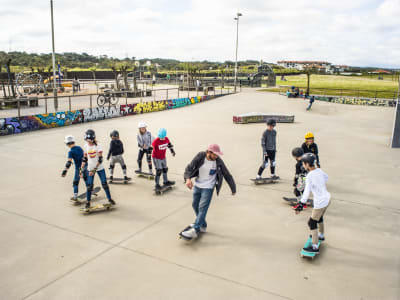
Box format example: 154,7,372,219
136,122,154,174
257,119,278,179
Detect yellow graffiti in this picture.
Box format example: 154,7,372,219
133,101,167,114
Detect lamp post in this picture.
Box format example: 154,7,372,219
391,71,400,147
234,12,242,93
50,0,58,109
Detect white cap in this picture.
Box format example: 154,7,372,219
138,122,147,128
64,135,75,144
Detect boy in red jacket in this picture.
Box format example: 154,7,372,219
152,128,176,191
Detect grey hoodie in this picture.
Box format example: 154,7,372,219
261,129,277,152
137,131,154,149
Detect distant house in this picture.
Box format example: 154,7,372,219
277,60,332,72
370,69,392,74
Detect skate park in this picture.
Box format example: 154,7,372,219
0,88,398,299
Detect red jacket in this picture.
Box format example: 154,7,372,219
152,137,170,159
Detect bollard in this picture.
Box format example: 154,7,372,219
68,96,71,111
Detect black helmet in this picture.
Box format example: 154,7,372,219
266,119,276,126
292,147,304,158
110,130,119,138
84,129,96,141
301,153,316,166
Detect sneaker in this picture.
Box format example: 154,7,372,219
256,175,261,179
303,245,319,253
271,174,279,179
164,180,175,186
109,199,116,205
135,169,142,174
309,234,325,241
292,203,308,210
155,184,162,191
181,227,198,239
190,224,207,233
85,201,91,209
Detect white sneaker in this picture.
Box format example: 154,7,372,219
256,175,261,179
190,224,207,233
181,228,198,239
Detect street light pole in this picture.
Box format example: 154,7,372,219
50,0,58,109
234,12,242,93
391,71,400,148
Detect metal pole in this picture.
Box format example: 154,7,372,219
17,98,20,117
234,13,241,93
390,73,400,147
68,96,71,111
90,94,92,109
166,89,168,100
50,0,58,110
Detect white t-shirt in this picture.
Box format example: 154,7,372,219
195,158,217,189
84,143,104,171
301,168,330,209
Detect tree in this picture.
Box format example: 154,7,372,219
304,67,318,96
116,62,131,90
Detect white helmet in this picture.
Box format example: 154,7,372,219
64,135,75,144
138,122,147,129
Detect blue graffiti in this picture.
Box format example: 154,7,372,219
36,110,81,126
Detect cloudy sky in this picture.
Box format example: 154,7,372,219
0,0,399,67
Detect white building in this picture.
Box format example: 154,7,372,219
277,61,332,72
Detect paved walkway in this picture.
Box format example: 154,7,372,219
0,89,398,299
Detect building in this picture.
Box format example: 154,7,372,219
277,60,333,73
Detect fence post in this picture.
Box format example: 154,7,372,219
125,91,128,105
154,90,156,101
17,98,21,118
90,94,92,109
166,89,168,100
68,96,71,111
45,97,48,114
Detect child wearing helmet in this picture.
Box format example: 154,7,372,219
61,135,88,201
302,132,320,167
151,128,176,191
136,122,154,174
107,130,128,182
257,119,279,179
295,153,330,254
81,129,115,209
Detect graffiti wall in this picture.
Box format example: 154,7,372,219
314,96,396,107
0,94,222,136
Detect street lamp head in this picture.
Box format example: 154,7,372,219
237,12,242,17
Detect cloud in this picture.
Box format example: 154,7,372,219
0,0,398,67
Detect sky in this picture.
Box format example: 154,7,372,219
0,0,399,68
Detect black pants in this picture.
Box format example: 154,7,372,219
137,149,152,171
258,150,276,176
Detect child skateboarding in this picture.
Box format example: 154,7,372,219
61,135,88,201
136,122,154,175
151,128,176,192
81,129,115,209
256,119,279,179
294,153,330,253
306,95,315,110
180,144,236,240
107,130,129,183
302,132,320,167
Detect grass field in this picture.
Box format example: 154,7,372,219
259,74,399,99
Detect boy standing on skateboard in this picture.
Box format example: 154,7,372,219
151,128,175,191
302,132,320,167
181,144,236,240
81,129,115,209
107,130,128,182
61,135,88,201
136,122,154,175
295,153,330,253
256,119,278,179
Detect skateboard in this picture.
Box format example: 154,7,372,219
300,236,321,259
154,185,173,195
250,176,280,185
80,203,113,214
70,187,101,205
135,170,155,180
179,225,202,241
108,177,132,184
283,197,313,207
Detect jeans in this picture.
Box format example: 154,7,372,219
192,186,214,232
73,168,88,194
86,169,111,201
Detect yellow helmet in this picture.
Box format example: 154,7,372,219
305,132,314,140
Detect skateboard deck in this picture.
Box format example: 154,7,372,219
155,185,173,195
300,237,321,259
80,203,113,214
283,197,313,207
109,177,132,184
251,176,280,185
135,170,155,180
179,225,202,241
71,187,101,204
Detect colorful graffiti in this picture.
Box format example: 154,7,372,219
314,96,396,107
0,94,226,136
233,113,295,124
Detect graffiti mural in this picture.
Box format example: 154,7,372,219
0,94,228,136
314,96,396,107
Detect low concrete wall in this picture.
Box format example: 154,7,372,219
314,95,396,107
0,94,228,136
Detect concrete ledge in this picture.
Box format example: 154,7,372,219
233,112,295,124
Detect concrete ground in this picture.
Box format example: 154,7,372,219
0,89,398,300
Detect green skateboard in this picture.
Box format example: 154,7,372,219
135,170,155,180
300,237,321,259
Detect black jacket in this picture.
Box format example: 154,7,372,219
301,142,320,166
107,139,124,159
294,160,307,185
184,151,236,195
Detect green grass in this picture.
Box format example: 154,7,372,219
259,74,399,99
